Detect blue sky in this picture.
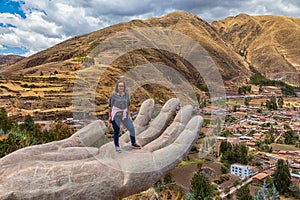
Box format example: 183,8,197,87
1,0,300,57
0,0,25,18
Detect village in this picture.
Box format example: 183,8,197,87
196,95,300,198
1,87,300,198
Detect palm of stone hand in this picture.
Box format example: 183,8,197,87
0,98,203,200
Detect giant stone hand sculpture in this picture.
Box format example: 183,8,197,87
0,98,203,200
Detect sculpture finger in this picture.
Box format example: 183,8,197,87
133,98,155,135
152,115,202,171
143,105,193,151
119,98,154,144
135,98,180,146
0,120,106,166
118,115,203,198
70,120,106,147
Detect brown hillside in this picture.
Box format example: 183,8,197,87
0,11,252,120
1,11,250,85
211,13,300,85
0,55,25,70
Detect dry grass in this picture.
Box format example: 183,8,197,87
32,87,63,92
0,83,23,91
171,163,198,191
202,161,223,178
270,143,300,151
20,90,39,97
39,107,72,113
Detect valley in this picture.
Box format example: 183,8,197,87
0,10,299,199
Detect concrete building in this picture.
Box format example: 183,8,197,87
230,164,253,178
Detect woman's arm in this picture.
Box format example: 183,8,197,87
108,106,112,122
108,95,112,122
127,93,132,120
127,106,132,120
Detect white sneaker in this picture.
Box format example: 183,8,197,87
115,146,122,153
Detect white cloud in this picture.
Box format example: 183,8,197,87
21,49,38,57
0,11,67,55
22,11,63,38
0,44,5,50
1,0,300,56
0,12,21,25
0,31,20,47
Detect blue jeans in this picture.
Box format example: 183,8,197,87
112,116,136,147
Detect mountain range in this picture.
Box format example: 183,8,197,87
0,11,299,120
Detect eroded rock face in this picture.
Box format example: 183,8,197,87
0,98,203,200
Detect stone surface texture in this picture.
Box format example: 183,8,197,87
0,98,203,200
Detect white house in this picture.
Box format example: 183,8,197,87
230,164,253,178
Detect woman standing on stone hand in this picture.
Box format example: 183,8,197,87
108,80,141,152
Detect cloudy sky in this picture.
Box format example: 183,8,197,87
1,0,300,57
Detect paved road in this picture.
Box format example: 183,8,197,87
219,178,253,198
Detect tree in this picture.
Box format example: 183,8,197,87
48,120,74,141
238,87,245,95
221,143,249,165
188,172,213,200
265,100,271,110
284,129,296,145
0,120,75,158
154,172,174,192
288,182,300,199
22,115,35,132
259,85,263,94
221,129,231,137
235,143,249,165
270,96,278,110
237,185,253,200
244,97,251,107
220,141,232,155
0,108,15,134
233,105,238,112
273,159,291,195
255,180,268,200
254,180,279,200
163,172,173,184
238,85,251,95
221,164,229,174
266,96,278,110
277,96,284,108
271,183,280,200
